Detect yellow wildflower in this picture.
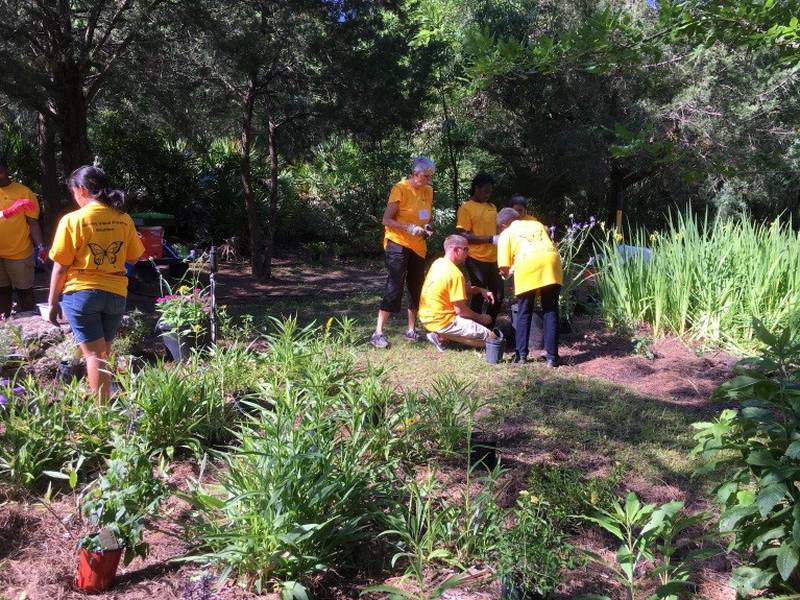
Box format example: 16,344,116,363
649,232,658,242
178,285,192,294
614,232,624,243
325,317,334,335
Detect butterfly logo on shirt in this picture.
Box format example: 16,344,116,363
87,241,124,266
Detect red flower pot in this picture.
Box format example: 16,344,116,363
75,547,123,593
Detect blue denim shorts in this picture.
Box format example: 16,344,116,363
61,290,127,344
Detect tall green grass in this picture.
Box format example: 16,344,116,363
596,210,800,353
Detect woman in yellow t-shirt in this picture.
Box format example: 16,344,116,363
456,172,502,324
47,166,145,400
370,157,435,349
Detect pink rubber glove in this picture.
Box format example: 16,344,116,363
0,198,35,219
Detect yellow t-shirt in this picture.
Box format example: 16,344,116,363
49,203,145,298
418,257,467,332
456,199,497,263
497,219,563,295
0,182,39,260
383,179,433,258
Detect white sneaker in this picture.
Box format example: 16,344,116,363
426,332,445,353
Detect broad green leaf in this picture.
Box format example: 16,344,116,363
757,483,788,517
747,450,776,467
785,441,800,459
582,515,624,540
730,566,775,596
719,504,758,532
777,542,799,581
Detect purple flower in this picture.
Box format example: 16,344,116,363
0,394,7,407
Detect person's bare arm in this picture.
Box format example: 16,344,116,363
27,217,44,247
466,285,495,305
456,228,494,244
47,262,69,324
452,299,491,326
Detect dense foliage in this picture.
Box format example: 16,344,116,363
1,1,798,275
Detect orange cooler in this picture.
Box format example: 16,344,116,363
138,226,164,259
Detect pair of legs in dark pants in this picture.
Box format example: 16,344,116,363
379,241,426,313
515,284,561,361
0,287,34,318
465,257,503,325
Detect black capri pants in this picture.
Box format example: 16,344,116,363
465,256,504,324
379,240,426,313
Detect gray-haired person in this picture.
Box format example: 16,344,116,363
370,157,436,349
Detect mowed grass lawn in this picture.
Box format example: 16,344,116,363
230,292,714,499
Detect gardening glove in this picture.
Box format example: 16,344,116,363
36,245,48,265
406,224,426,237
0,198,35,219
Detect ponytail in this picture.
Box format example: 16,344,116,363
100,188,127,212
68,166,128,212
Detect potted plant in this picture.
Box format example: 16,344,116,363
76,437,168,592
154,284,210,362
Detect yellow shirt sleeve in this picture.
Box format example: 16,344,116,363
49,215,77,266
456,203,471,232
497,229,512,268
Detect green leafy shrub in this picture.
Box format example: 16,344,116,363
581,492,711,600
80,436,169,565
692,321,800,596
498,492,576,599
182,324,400,595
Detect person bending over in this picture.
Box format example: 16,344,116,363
419,234,497,352
48,166,145,401
510,194,537,221
496,207,563,366
0,153,45,318
456,172,503,325
370,157,436,349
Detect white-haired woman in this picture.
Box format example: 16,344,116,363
370,157,435,349
496,207,563,366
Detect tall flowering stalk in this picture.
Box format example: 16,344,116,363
551,215,598,321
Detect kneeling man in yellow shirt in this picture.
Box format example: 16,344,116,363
418,234,497,352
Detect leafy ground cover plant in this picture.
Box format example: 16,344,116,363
182,323,399,598
692,322,800,596
580,492,711,600
0,376,72,487
120,358,231,456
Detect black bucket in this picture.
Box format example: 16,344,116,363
485,328,505,364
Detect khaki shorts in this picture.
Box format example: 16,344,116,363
0,255,35,289
437,315,493,348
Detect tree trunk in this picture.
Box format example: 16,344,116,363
262,99,279,280
440,91,460,213
54,60,91,174
239,71,267,280
37,110,61,242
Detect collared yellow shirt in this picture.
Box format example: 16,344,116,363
497,219,563,295
418,257,467,332
0,182,39,260
383,179,433,258
456,199,497,263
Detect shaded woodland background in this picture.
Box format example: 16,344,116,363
1,0,798,278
